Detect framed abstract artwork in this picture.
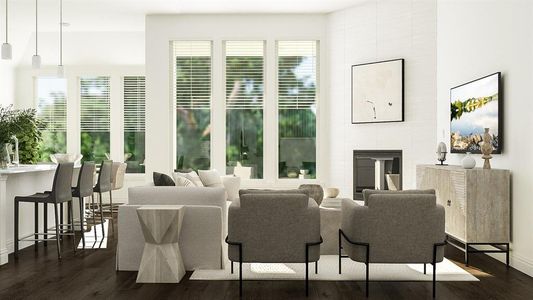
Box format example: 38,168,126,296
351,59,404,124
450,72,502,154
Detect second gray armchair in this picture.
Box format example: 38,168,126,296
227,190,322,297
339,190,446,298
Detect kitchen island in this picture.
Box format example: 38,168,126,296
0,164,79,265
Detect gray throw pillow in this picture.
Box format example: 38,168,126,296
153,172,175,186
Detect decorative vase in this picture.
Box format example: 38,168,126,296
325,188,340,198
462,152,476,169
481,128,493,169
0,144,11,169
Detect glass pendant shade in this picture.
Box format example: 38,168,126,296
32,54,41,69
1,42,11,60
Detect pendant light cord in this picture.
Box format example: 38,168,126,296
5,0,8,43
59,0,62,65
35,0,38,55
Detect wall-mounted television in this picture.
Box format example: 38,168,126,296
450,72,502,154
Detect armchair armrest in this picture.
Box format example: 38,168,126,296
341,198,369,244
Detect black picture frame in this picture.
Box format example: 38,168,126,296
351,58,405,124
450,72,503,154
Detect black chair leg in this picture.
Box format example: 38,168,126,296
60,203,64,241
315,261,318,274
231,261,234,274
239,244,243,297
54,203,61,260
44,204,48,247
305,246,309,297
109,191,115,236
424,263,427,274
69,201,76,252
338,229,342,274
365,245,369,298
79,197,85,248
433,245,437,298
14,199,19,259
91,193,97,240
99,193,105,238
34,203,39,250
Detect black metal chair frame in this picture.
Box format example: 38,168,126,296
226,236,323,297
14,164,76,260
338,229,447,298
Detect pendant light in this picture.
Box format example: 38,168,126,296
57,0,64,77
32,0,41,68
1,0,12,60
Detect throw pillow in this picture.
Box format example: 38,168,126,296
174,175,195,187
153,172,175,186
222,175,241,201
198,169,224,188
174,170,204,187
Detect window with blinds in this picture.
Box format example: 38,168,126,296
123,76,146,173
224,41,265,179
36,77,67,161
80,76,111,163
277,41,318,179
172,41,212,170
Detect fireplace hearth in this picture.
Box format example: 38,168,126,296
353,150,402,200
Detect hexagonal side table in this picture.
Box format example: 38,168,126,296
136,205,186,283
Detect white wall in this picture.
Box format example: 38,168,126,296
0,63,15,106
327,0,437,197
437,0,533,276
145,14,328,187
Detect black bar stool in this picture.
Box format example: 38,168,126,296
72,161,95,248
14,163,76,260
93,160,112,238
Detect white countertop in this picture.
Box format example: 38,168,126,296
0,164,79,175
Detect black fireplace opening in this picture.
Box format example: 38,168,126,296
353,150,403,200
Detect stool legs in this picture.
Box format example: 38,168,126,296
54,203,62,260
109,191,115,236
34,203,39,250
60,203,64,241
98,192,105,238
91,194,98,240
79,197,86,248
44,204,48,247
68,201,76,253
14,199,19,259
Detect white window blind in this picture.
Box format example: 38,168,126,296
123,76,145,132
277,41,318,109
173,41,212,110
80,76,111,132
36,78,67,132
225,41,264,109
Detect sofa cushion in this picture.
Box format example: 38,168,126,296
153,172,175,186
222,175,241,201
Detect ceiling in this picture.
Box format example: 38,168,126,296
2,0,365,32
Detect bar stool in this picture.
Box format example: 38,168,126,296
14,163,75,260
93,160,112,238
72,161,95,248
106,162,127,230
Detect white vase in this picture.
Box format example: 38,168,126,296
462,152,476,169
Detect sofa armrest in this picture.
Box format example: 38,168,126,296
341,198,369,243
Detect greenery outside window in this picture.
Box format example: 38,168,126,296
80,76,111,164
173,41,212,171
225,41,264,179
277,41,318,179
36,77,67,162
123,76,146,173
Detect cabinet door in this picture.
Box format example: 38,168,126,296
448,170,467,241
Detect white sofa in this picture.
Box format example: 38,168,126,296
116,186,227,271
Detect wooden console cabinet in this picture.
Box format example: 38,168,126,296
416,165,511,266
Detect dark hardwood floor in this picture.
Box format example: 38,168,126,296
1,225,532,300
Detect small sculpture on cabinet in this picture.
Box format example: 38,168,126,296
481,128,493,169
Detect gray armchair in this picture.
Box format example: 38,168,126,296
227,190,322,296
339,190,446,298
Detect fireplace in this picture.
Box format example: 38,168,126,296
353,150,402,200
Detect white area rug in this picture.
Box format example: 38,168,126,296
190,255,478,282
77,219,109,249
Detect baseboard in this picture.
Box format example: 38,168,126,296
0,247,8,265
509,253,533,278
